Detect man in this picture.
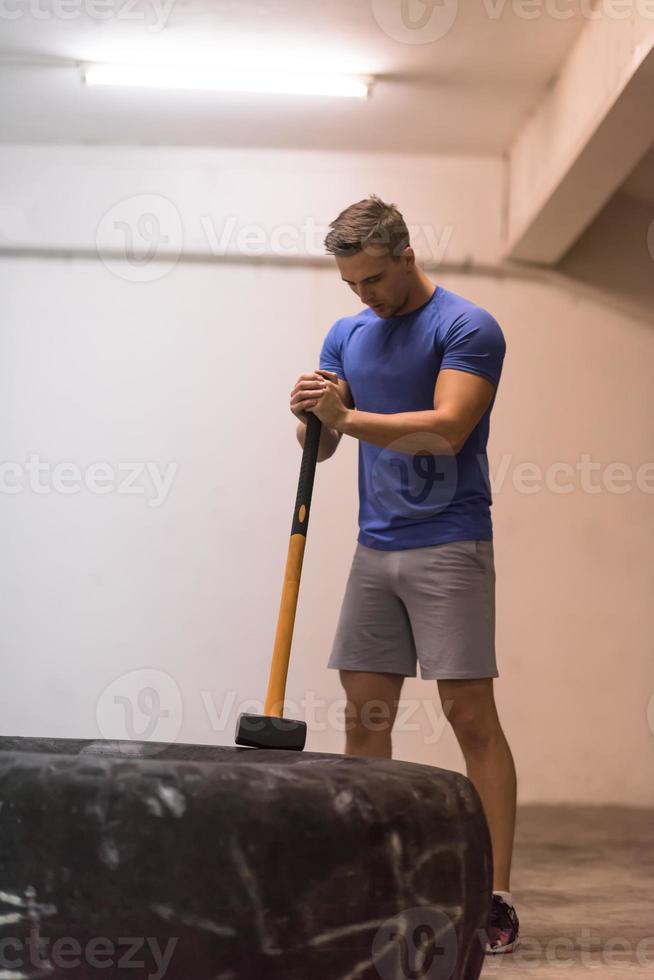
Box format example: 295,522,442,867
290,195,519,955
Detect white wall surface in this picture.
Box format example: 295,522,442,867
0,145,652,806
0,144,503,266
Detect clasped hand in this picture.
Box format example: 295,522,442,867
290,369,348,430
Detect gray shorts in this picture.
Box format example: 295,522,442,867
327,539,498,680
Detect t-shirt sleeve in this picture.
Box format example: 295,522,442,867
319,318,348,381
439,307,506,388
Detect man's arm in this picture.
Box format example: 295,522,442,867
296,377,354,461
338,369,495,454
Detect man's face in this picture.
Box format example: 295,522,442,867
335,249,412,318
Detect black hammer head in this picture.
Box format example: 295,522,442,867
234,713,307,751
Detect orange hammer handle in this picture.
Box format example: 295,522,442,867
264,412,322,718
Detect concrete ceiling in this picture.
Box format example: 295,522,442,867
0,0,587,153
503,17,654,266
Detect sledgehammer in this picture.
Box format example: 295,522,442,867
235,410,322,750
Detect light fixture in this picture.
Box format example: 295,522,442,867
81,63,372,99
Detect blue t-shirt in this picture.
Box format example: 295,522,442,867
319,284,506,551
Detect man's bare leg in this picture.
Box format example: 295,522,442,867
438,677,517,892
339,669,405,758
338,670,516,890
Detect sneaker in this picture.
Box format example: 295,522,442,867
484,893,520,954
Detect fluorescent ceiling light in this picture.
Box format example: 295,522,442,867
82,63,372,99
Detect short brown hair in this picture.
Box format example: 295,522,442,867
324,194,410,260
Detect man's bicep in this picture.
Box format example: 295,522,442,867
433,368,495,451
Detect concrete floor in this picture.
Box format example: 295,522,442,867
481,805,654,979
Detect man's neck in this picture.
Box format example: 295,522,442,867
394,273,437,316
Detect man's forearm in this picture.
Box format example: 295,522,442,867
338,409,461,454
296,420,341,461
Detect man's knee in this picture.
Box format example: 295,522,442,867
345,699,395,740
340,670,403,739
448,708,503,751
438,678,501,749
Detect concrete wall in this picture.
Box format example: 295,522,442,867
0,145,652,805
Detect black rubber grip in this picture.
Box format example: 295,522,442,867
291,411,322,536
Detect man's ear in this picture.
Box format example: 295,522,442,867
402,247,415,271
